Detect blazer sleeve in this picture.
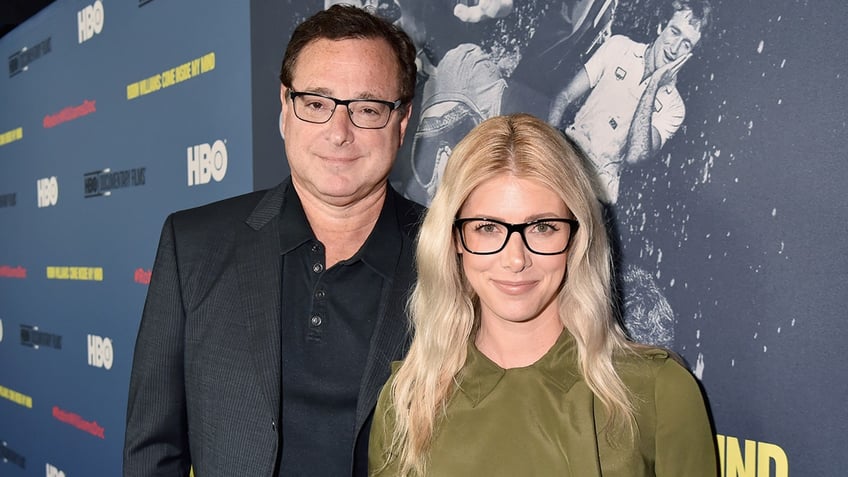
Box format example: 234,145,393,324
123,214,192,477
653,359,719,477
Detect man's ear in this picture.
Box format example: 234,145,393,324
397,103,413,148
279,85,289,139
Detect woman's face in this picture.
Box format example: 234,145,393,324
456,175,571,330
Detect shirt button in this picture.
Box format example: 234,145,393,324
311,243,321,253
312,263,323,273
310,315,322,327
315,289,326,299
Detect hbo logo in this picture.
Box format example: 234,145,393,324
47,463,66,477
87,334,113,370
77,0,104,44
187,139,228,186
36,176,59,208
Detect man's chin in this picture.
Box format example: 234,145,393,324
318,181,387,206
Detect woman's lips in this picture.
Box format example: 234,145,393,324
492,279,537,295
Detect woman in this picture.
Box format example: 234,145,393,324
369,113,717,476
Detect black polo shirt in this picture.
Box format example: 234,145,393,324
277,181,403,477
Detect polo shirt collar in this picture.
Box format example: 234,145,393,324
277,178,403,280
277,178,314,255
352,185,403,280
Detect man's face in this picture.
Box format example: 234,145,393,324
280,37,411,207
652,10,703,68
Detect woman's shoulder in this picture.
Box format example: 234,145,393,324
380,361,405,398
615,345,697,388
390,360,404,374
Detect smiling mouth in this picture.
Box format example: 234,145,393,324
320,154,359,164
492,280,537,295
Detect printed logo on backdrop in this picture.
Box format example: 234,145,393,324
20,324,62,350
134,268,151,284
36,176,59,208
77,0,104,44
0,266,26,279
126,52,216,100
7,37,51,77
46,266,103,281
46,463,66,477
52,406,105,439
0,384,33,409
717,434,788,477
0,192,16,207
0,127,23,147
43,100,97,128
87,334,113,370
84,167,146,198
188,140,228,187
0,440,26,469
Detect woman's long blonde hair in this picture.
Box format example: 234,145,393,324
384,114,637,475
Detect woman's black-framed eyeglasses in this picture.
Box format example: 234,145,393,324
454,217,579,255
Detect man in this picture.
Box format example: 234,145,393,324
548,0,712,204
123,5,422,476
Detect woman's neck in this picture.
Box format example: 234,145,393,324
474,315,564,369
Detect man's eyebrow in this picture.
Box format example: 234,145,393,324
294,87,390,101
297,87,332,96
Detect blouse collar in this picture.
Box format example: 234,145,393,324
455,330,583,407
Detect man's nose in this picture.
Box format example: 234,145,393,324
669,38,684,56
328,105,356,144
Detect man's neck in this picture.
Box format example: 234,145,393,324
295,182,388,268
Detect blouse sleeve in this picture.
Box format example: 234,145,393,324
653,359,719,476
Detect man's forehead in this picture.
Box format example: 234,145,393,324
294,38,400,81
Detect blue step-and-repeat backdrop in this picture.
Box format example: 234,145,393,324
1,0,846,475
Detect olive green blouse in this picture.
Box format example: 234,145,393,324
369,331,717,476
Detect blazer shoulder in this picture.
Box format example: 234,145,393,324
169,183,285,232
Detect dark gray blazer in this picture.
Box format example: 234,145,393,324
123,181,423,476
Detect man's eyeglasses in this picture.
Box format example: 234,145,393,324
454,218,579,255
288,89,402,129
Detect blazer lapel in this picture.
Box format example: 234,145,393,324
354,248,413,431
354,190,421,432
236,185,285,420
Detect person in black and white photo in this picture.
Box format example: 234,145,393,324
391,0,624,206
548,0,712,205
